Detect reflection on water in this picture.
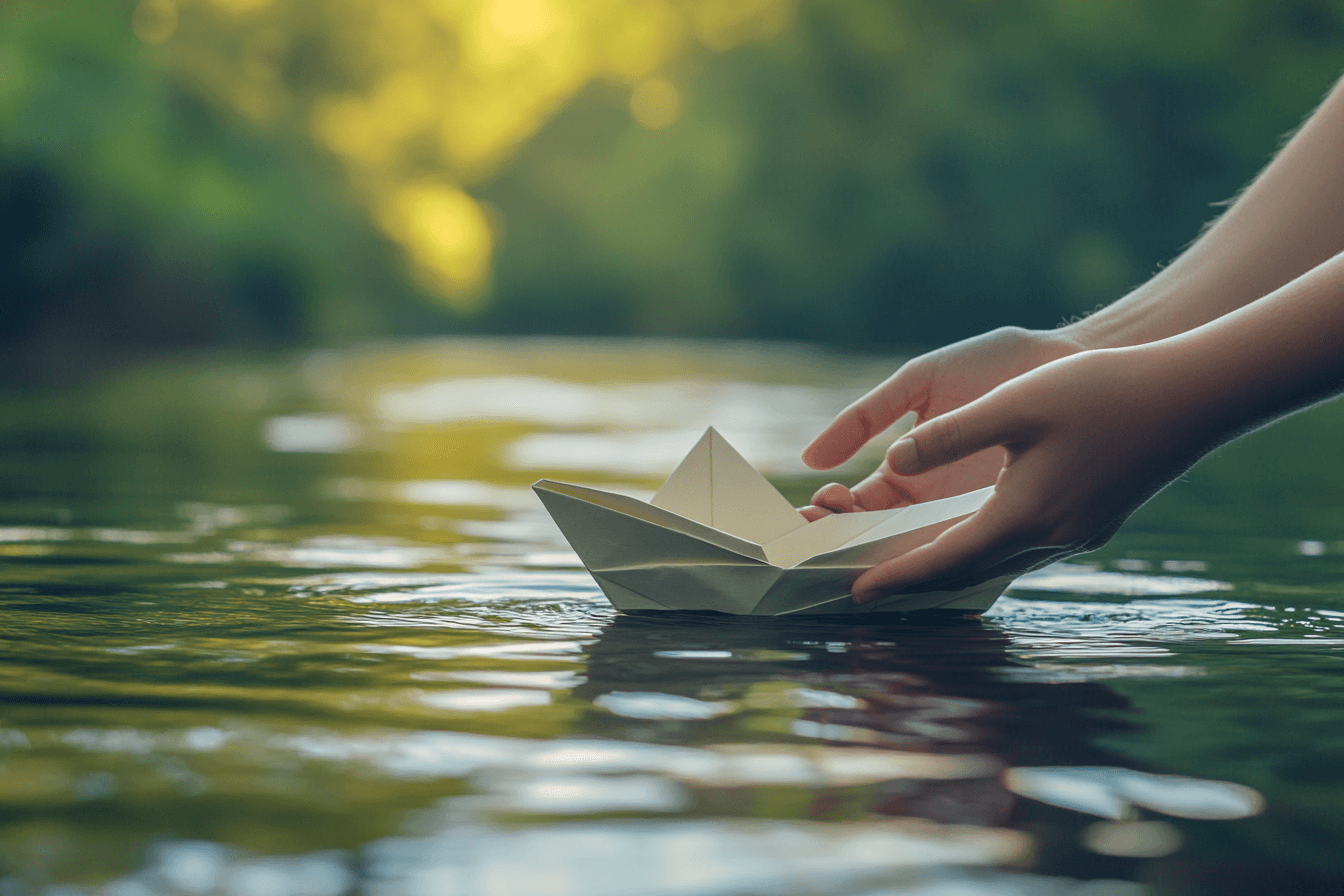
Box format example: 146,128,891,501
1,339,1343,895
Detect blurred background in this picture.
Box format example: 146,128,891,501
10,5,1344,890
5,0,1344,384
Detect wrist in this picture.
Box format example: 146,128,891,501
1057,316,1111,351
1059,265,1239,351
1057,286,1167,350
1032,323,1095,357
1115,333,1251,462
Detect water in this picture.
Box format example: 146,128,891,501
1,338,1343,896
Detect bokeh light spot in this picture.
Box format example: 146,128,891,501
630,78,682,130
378,181,495,308
207,0,275,13
601,1,685,79
687,0,794,50
487,0,557,46
132,0,178,46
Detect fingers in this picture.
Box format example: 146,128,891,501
850,497,1031,602
846,466,917,511
887,397,1020,477
799,482,853,521
802,368,924,470
802,471,918,521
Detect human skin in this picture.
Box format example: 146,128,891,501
802,75,1344,602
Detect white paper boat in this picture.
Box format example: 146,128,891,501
533,428,1011,615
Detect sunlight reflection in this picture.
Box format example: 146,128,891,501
1003,767,1264,821
374,376,839,429
92,822,1083,896
1082,820,1183,859
990,590,1284,665
995,664,1205,684
370,375,845,474
412,669,585,689
1010,565,1232,596
594,691,735,720
394,480,536,510
419,688,553,712
3,339,1333,893
355,640,590,662
228,536,453,569
263,414,361,453
92,529,195,544
362,819,1032,896
474,771,690,814
149,841,352,896
286,729,1000,790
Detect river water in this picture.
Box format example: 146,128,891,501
1,338,1342,895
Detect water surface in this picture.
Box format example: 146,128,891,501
2,338,1343,895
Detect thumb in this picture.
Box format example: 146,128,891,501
886,395,1021,476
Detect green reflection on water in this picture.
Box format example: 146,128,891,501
0,338,1342,894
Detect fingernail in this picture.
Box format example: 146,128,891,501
888,437,917,475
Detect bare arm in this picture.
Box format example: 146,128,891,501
803,73,1344,524
1069,73,1344,349
853,250,1344,600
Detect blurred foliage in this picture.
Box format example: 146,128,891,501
0,0,425,383
155,0,793,308
3,0,1344,380
481,0,1344,343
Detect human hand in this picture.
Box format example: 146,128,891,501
847,343,1217,601
800,327,1087,520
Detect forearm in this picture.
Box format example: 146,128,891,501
1066,75,1344,350
1132,249,1344,450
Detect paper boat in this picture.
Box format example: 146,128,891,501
533,428,1012,615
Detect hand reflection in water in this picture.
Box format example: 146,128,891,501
575,612,1135,838
569,610,1267,888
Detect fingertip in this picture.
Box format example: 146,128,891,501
852,560,916,602
810,482,854,513
800,445,828,471
852,580,898,604
801,441,847,471
803,420,869,471
798,505,833,522
849,570,878,604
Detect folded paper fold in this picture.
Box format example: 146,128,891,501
534,427,1012,615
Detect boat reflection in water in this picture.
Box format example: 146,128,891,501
563,611,1260,893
